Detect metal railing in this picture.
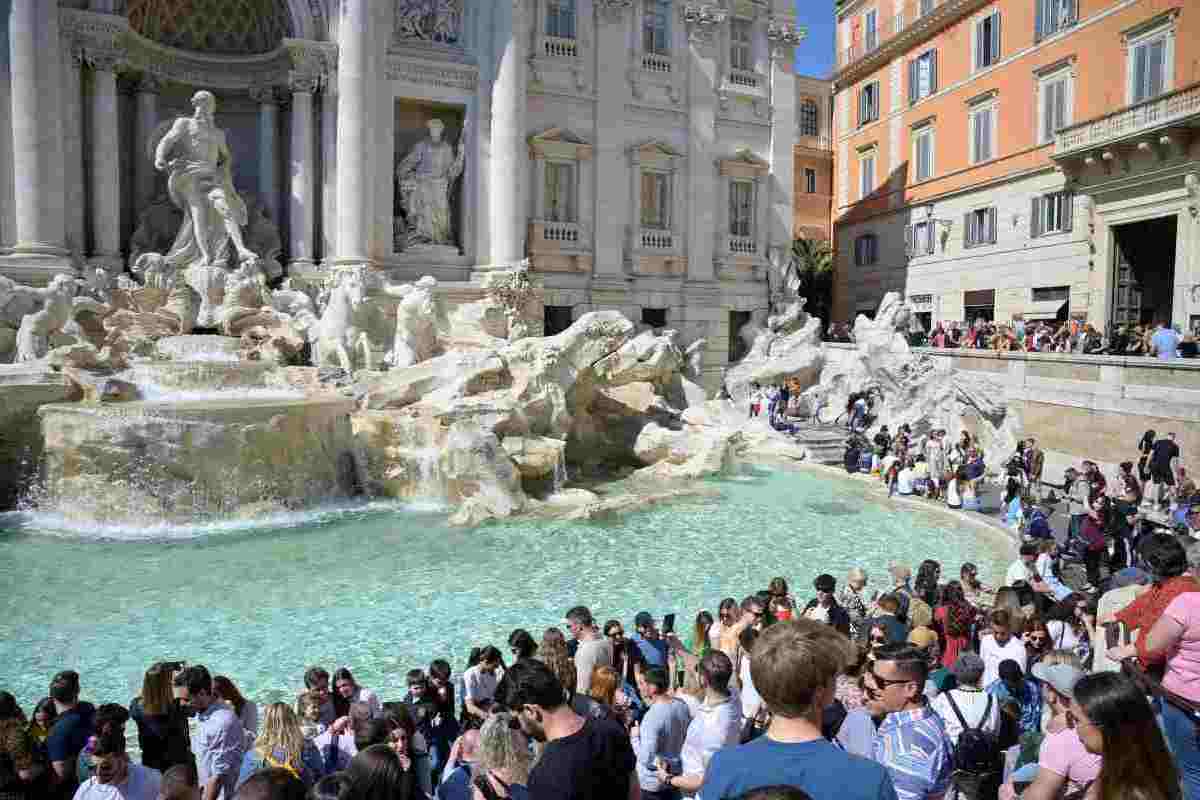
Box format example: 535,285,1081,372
541,35,578,59
1054,81,1200,156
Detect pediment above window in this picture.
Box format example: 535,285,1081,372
529,128,594,160
718,148,769,177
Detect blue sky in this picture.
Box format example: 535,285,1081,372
793,1,835,78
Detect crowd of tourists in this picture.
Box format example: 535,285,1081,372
826,318,1197,359
6,514,1200,800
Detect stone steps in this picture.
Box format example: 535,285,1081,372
792,424,850,465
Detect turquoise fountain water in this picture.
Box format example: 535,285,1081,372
0,468,1011,711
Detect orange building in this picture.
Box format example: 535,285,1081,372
830,0,1200,333
794,74,835,242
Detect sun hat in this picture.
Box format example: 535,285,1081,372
1031,662,1085,700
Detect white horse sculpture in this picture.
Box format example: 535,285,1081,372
313,280,373,371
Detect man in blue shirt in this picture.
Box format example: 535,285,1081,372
701,619,897,800
1151,321,1181,360
45,670,95,800
871,643,954,800
175,665,245,800
631,611,669,668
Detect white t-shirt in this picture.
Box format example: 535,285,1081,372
946,479,962,507
980,633,1028,688
1006,559,1035,587
738,657,762,720
1046,620,1084,652
72,764,162,800
896,468,914,494
931,688,1001,746
463,664,501,706
574,636,613,694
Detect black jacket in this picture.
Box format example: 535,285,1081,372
801,599,851,637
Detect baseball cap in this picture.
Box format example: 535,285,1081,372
814,574,836,592
1032,662,1085,700
907,626,939,649
634,611,654,629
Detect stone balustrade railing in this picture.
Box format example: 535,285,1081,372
541,35,578,59
641,53,673,74
729,235,758,256
728,69,761,90
537,220,583,245
639,228,677,251
1054,81,1200,157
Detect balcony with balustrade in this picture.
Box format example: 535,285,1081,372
1053,81,1200,172
539,34,578,60
625,226,685,277
836,0,991,85
528,219,592,273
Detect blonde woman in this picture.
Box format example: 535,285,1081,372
472,711,533,800
235,702,323,789
129,661,192,772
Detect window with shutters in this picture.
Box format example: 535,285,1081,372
1037,70,1072,145
545,0,577,39
1128,28,1169,104
864,9,879,52
729,180,754,237
640,170,671,229
969,101,996,164
964,207,998,248
643,0,671,56
1031,191,1074,237
854,234,878,266
800,100,820,137
544,162,575,222
906,221,936,257
805,168,817,194
859,152,876,200
913,126,935,182
859,81,880,126
974,11,1001,71
1035,0,1076,41
731,18,753,72
909,50,937,105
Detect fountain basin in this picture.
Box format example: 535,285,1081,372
36,397,361,525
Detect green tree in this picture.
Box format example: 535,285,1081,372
785,236,833,324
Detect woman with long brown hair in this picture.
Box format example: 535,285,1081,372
213,675,258,738
129,662,193,773
1071,671,1180,800
934,580,976,668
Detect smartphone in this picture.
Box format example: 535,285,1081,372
663,613,676,635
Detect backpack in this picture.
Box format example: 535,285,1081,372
944,691,1001,772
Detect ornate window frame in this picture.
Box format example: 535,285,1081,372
716,149,770,276
528,128,593,260
626,140,686,266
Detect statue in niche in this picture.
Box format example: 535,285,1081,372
395,118,467,252
395,0,462,44
153,91,259,269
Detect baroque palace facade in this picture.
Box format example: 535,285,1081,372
831,0,1200,333
0,0,806,385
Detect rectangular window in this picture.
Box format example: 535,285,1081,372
908,50,938,104
864,9,878,52
640,171,671,229
544,305,574,336
729,310,752,363
975,11,1001,70
1032,285,1070,302
906,221,936,257
970,104,995,164
1131,34,1167,103
964,207,998,247
859,153,876,199
641,307,668,329
1031,191,1074,237
545,0,577,39
731,18,753,71
729,180,754,237
854,234,878,266
805,168,817,194
1036,0,1077,41
544,162,574,222
858,81,880,126
913,127,934,182
800,100,820,137
1040,74,1070,144
643,0,671,55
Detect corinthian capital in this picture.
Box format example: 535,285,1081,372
680,3,728,46
595,0,634,25
249,86,282,105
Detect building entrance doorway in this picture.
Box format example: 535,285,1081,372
1111,217,1176,329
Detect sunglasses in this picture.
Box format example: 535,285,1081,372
869,670,913,689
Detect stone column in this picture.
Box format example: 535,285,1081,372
133,74,162,215
592,0,632,279
88,54,123,269
320,84,337,263
288,73,318,272
683,6,725,283
333,0,373,268
7,0,70,265
61,40,86,260
767,21,801,256
251,86,281,225
489,0,528,267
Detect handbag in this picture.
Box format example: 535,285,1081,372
739,708,770,744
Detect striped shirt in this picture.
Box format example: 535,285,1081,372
874,704,954,800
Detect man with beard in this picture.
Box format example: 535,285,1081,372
495,659,636,800
72,730,161,800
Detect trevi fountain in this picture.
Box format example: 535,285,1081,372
0,89,1016,708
